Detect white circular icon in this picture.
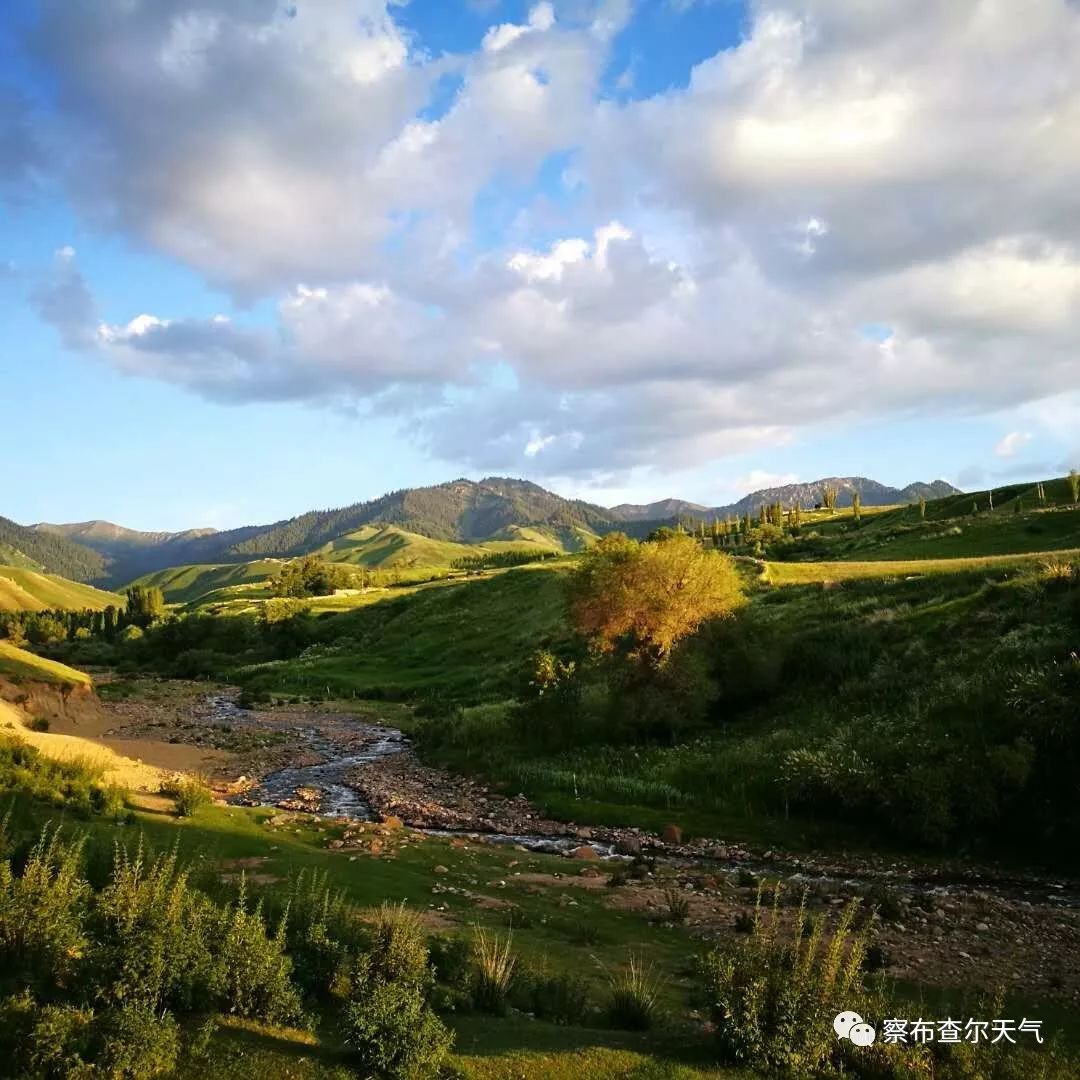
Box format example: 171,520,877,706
850,1023,877,1047
833,1011,863,1040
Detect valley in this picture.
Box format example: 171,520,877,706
2,471,1079,1079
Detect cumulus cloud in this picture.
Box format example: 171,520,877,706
733,470,799,493
30,247,98,350
21,0,1080,479
994,432,1033,458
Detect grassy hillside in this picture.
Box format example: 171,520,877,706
128,525,576,607
0,564,124,612
125,560,285,604
319,523,572,567
773,476,1080,563
0,640,93,686
0,515,108,582
764,547,1080,584
242,563,571,703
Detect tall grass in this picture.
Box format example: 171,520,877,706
471,926,516,1014
605,954,660,1031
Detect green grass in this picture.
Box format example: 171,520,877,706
0,640,93,686
242,562,572,703
124,560,286,604
0,789,751,1079
763,547,1080,584
771,476,1080,564
0,564,123,612
317,523,568,569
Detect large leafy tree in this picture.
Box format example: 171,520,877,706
568,532,745,667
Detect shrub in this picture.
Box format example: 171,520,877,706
94,1004,180,1079
0,827,89,993
0,737,125,818
341,979,453,1080
512,964,592,1025
471,926,516,1014
159,774,213,817
277,870,364,1000
28,715,51,732
208,884,303,1025
340,903,452,1079
700,887,868,1074
90,843,213,1013
606,954,660,1031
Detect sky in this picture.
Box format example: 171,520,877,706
2,0,1079,531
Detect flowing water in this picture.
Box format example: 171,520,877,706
214,695,1080,902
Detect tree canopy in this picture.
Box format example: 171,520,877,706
568,532,745,666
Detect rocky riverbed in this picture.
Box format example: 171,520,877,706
93,677,1080,1006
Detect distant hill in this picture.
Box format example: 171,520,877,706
34,520,265,584
20,473,962,587
128,521,588,605
0,516,108,583
33,478,613,585
609,477,962,522
608,498,709,522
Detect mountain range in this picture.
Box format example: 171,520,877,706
8,474,960,587
610,477,960,522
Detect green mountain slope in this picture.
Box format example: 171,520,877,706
128,523,578,605
0,565,124,612
124,560,286,604
242,562,571,703
771,475,1080,563
0,515,108,582
227,477,613,555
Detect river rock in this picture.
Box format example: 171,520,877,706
662,824,683,845
615,837,642,856
571,846,600,860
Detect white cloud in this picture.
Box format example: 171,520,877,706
994,432,1033,458
733,470,799,493
21,0,1080,480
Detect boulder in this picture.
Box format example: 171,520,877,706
614,837,642,856
662,824,683,845
571,845,600,860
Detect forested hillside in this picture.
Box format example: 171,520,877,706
0,516,107,582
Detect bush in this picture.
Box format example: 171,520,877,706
208,885,304,1025
340,903,452,1079
700,887,868,1073
159,774,213,817
341,979,453,1080
662,884,690,923
0,737,126,819
94,1004,180,1079
0,827,89,994
606,954,660,1031
277,871,364,1000
511,964,592,1025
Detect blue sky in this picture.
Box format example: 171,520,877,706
2,0,1079,530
